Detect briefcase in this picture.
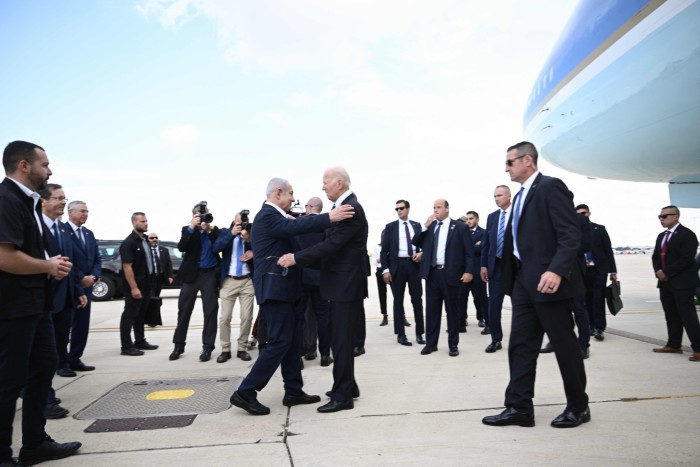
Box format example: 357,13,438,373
145,297,163,327
605,280,623,316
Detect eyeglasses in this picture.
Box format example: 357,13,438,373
49,196,68,201
148,236,158,240
395,207,406,212
658,213,678,219
505,154,528,167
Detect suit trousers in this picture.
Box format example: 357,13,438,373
300,285,331,357
390,259,424,337
328,300,361,402
52,304,74,369
0,312,57,459
486,260,506,342
355,303,366,349
659,283,700,352
585,267,607,331
120,284,151,350
505,270,588,414
572,292,591,348
173,269,219,350
425,268,460,349
68,290,92,364
457,274,488,325
237,299,304,400
218,277,255,352
375,269,388,315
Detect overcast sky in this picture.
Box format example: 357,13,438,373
2,0,697,249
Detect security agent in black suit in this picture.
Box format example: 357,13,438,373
482,141,589,429
170,203,223,362
412,199,474,357
0,141,81,465
279,167,370,413
119,212,159,356
575,204,618,341
380,199,425,346
651,205,700,362
147,232,173,297
457,211,488,331
230,178,353,416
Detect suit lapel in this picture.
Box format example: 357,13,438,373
520,173,542,218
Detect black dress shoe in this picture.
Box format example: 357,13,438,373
581,346,590,359
282,393,321,407
551,407,591,428
420,345,438,355
216,351,232,363
44,403,69,419
304,349,318,360
200,349,212,362
449,347,459,357
379,315,388,326
56,368,76,377
317,400,354,413
169,346,185,361
480,327,491,335
594,329,605,341
482,407,535,427
325,387,360,399
121,347,144,356
353,347,365,357
478,319,485,328
70,360,95,371
320,355,333,366
230,391,270,415
0,459,21,466
135,341,159,350
18,437,81,465
236,350,252,361
416,334,426,344
485,341,502,353
540,342,554,353
397,335,412,346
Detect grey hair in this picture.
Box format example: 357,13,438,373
326,166,351,187
266,177,290,197
67,200,86,211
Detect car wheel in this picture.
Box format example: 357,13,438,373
92,276,117,301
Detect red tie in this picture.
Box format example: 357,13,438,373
660,230,671,269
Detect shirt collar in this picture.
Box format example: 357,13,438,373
335,190,352,206
521,170,540,190
265,201,288,217
7,176,40,207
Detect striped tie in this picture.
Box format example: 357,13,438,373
496,210,506,258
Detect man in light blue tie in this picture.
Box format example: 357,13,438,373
480,185,512,353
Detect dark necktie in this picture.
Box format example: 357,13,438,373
52,223,63,254
431,221,443,267
404,222,414,256
512,187,524,250
660,230,671,269
496,210,506,258
152,247,160,274
236,237,244,275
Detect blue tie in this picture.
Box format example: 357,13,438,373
512,187,524,248
52,223,63,254
235,237,244,275
431,221,443,267
496,210,506,258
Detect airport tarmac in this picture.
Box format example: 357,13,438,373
12,254,700,466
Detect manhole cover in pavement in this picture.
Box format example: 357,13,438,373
74,376,242,420
85,415,196,433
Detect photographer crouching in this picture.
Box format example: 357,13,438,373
170,202,224,362
212,210,255,363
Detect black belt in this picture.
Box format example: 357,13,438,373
198,267,215,272
227,274,250,280
432,265,445,270
397,257,412,261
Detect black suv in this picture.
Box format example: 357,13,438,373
92,240,183,301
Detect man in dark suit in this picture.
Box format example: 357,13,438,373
480,185,511,353
0,141,81,465
170,203,224,362
412,199,474,357
651,205,700,362
380,199,425,346
457,211,488,331
279,167,370,413
66,200,101,372
39,184,87,419
575,204,617,341
147,232,173,297
230,178,352,415
119,212,159,356
482,141,589,429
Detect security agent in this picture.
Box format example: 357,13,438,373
170,202,224,362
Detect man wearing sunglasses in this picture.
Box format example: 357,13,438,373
147,233,173,298
651,206,700,362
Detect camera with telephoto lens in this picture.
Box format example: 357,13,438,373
196,201,214,224
240,209,250,231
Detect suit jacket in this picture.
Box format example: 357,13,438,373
589,222,617,274
251,203,331,305
502,173,583,301
412,218,475,287
176,225,222,284
294,219,325,287
157,245,174,279
481,209,501,278
48,220,83,313
469,225,486,275
651,224,700,289
213,228,253,284
577,214,592,275
380,219,422,277
68,223,102,288
294,193,370,302
0,177,52,318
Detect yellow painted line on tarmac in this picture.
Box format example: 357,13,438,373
621,394,700,402
146,389,195,400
